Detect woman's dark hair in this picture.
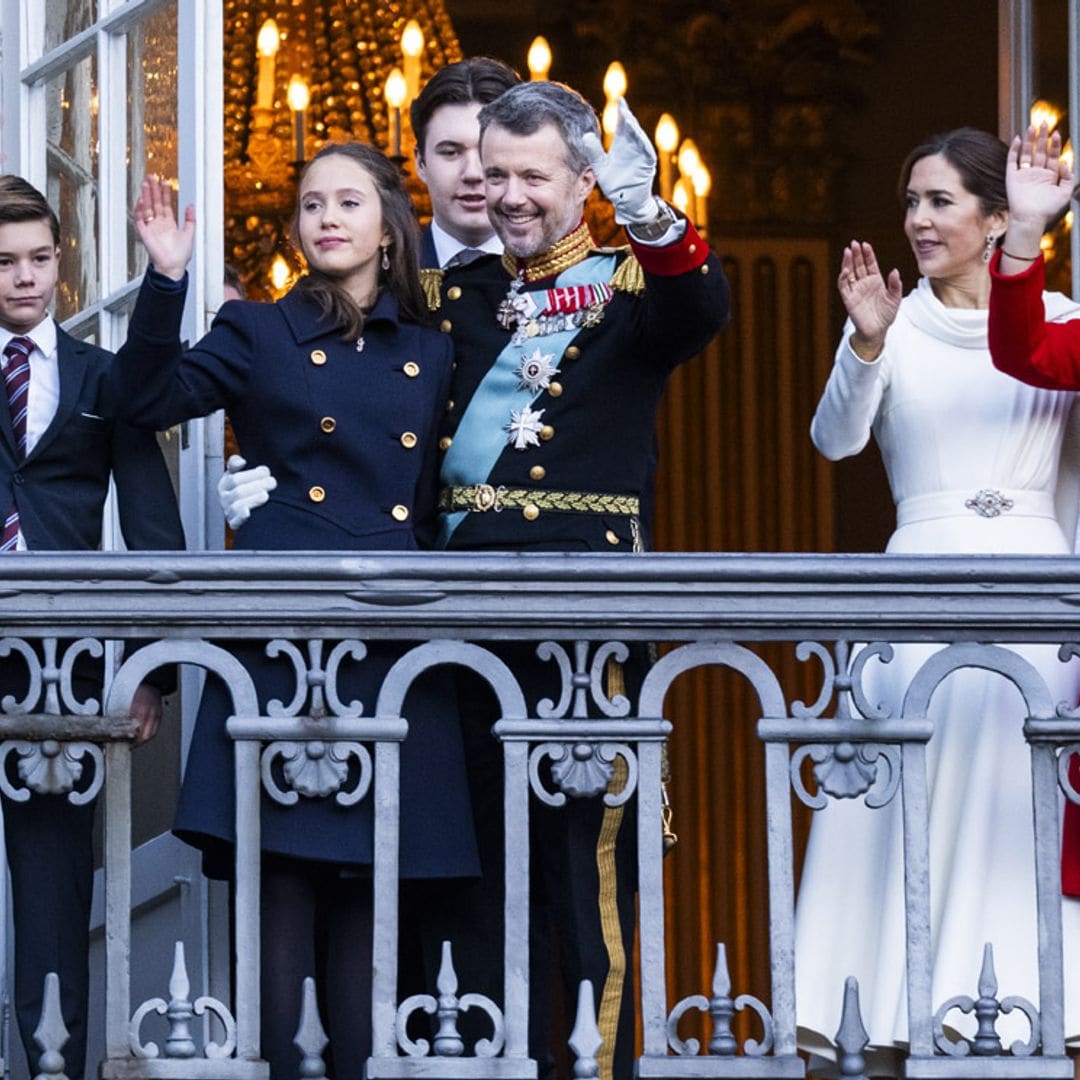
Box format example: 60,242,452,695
290,142,426,338
897,127,1009,219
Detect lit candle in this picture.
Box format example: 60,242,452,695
255,19,280,112
401,20,424,104
602,62,627,103
654,113,679,202
677,139,701,182
384,68,407,158
691,163,711,236
287,75,310,163
602,102,619,151
527,36,552,81
672,179,690,216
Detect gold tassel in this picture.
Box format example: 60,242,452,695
609,252,644,295
420,268,444,311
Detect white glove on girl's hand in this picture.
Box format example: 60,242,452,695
217,454,277,529
582,98,661,227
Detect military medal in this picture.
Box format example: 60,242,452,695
505,404,545,450
497,276,614,344
516,349,560,393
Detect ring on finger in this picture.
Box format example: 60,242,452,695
1020,160,1032,169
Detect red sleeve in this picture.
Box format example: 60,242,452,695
988,248,1080,389
628,216,710,276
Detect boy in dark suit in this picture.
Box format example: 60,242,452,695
0,174,184,1079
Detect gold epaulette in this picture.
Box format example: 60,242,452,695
609,251,644,295
420,268,444,311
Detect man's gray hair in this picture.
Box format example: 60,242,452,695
478,81,600,174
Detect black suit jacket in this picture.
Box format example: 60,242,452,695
420,224,439,271
0,326,184,553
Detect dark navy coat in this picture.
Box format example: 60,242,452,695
115,276,478,878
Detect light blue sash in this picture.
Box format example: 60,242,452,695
437,253,616,546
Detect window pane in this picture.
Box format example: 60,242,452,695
45,51,100,322
45,0,98,50
127,3,179,281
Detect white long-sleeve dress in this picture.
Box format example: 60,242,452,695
795,277,1080,1067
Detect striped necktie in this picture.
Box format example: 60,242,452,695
1,336,34,552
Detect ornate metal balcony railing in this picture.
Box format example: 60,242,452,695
2,551,1079,1080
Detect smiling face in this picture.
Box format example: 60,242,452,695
903,153,1007,292
295,153,389,305
481,121,595,260
416,102,493,248
0,220,59,334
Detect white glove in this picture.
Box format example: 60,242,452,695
582,98,662,227
218,454,277,529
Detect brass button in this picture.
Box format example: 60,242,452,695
548,381,563,397
320,416,336,433
308,486,325,503
529,465,546,481
605,529,620,546
447,285,462,300
445,399,455,412
440,319,453,333
564,345,580,360
439,436,453,451
391,504,409,522
403,361,420,378
539,424,555,441
400,431,418,449
310,349,327,366
688,243,697,255
522,503,540,521
700,264,710,275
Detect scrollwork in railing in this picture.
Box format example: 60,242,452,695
0,637,107,802
666,942,773,1057
529,741,637,806
264,638,368,718
789,741,901,810
792,640,895,722
129,941,236,1060
933,943,1039,1057
536,640,631,719
1058,743,1080,806
261,738,372,807
395,940,504,1058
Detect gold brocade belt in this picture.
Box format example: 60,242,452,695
439,484,640,516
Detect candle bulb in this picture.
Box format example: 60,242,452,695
691,164,711,237
527,37,552,81
401,20,424,105
384,68,407,159
255,19,280,112
654,114,679,203
287,75,310,163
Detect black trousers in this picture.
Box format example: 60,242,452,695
432,643,638,1080
3,792,95,1080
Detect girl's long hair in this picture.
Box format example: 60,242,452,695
290,142,427,337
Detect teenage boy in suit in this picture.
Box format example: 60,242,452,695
0,174,184,1079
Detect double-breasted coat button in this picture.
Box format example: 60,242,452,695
391,504,410,522
529,465,546,480
320,417,336,433
310,349,327,365
446,400,455,412
605,529,620,545
308,486,326,503
400,431,418,449
564,345,581,360
439,436,453,451
439,319,453,333
522,503,540,521
403,361,420,378
548,381,563,397
447,286,462,300
539,424,555,441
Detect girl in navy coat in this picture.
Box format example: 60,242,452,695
119,147,478,1078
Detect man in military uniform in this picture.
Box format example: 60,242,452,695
219,79,728,1080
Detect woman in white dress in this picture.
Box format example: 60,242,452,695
794,127,1080,1074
